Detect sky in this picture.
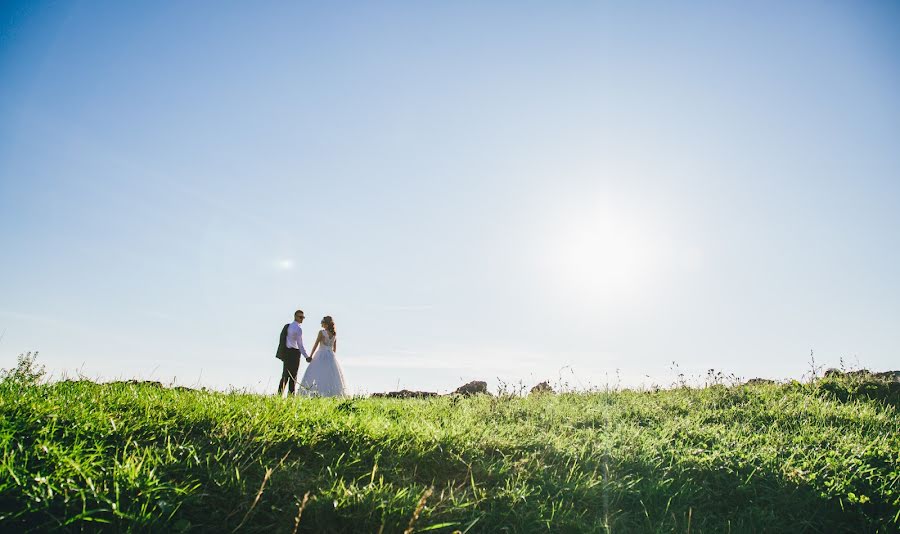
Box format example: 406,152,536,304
1,1,899,394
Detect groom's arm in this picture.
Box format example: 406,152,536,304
298,326,309,359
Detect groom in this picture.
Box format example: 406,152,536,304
277,309,311,395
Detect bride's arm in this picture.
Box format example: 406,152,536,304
333,336,337,353
309,331,323,360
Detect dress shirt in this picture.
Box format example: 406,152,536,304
286,321,308,357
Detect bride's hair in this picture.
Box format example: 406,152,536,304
321,316,336,338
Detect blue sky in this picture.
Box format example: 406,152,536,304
1,1,899,393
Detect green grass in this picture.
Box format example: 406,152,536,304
0,362,897,532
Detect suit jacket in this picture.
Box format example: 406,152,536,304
275,323,290,360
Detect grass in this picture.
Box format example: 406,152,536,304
0,355,897,532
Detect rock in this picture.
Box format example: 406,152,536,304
370,390,438,399
744,378,776,386
453,380,489,396
109,379,164,389
58,379,93,386
370,381,490,398
874,371,900,382
822,369,900,382
530,381,554,395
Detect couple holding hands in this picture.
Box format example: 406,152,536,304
276,309,347,397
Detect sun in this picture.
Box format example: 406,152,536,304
542,202,667,302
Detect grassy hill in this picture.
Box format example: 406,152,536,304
0,358,897,532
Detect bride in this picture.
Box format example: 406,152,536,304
299,316,347,397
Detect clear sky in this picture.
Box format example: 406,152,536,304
2,1,899,393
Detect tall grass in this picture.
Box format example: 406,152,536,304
0,356,897,532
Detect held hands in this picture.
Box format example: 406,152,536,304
305,356,313,363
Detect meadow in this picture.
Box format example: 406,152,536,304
0,355,897,533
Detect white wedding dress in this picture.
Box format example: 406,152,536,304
299,330,347,397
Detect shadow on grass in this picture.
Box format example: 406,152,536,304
156,424,892,533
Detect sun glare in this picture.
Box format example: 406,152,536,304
543,204,666,302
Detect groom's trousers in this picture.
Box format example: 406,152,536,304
278,349,301,395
